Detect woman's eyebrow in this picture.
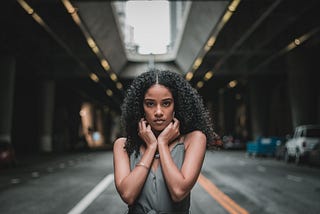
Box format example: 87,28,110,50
143,98,173,101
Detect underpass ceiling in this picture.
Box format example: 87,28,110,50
73,1,127,75
1,0,320,112
193,0,320,80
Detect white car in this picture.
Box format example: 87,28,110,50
284,125,320,164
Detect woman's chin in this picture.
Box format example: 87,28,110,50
151,126,164,133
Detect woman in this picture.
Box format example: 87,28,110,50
113,69,215,213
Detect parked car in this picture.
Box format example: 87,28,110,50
275,140,286,160
247,137,282,157
309,143,320,166
208,134,223,149
284,124,320,164
222,135,246,150
0,141,17,168
275,135,291,160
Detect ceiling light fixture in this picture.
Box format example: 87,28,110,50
192,57,203,70
62,0,124,97
196,81,204,89
110,73,118,82
204,71,214,81
106,89,113,97
228,80,237,88
188,0,241,83
116,82,123,90
185,72,193,81
17,0,33,15
100,59,110,71
90,73,99,82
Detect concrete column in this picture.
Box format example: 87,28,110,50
217,88,237,136
267,81,292,136
217,89,225,135
0,56,15,144
38,80,55,152
110,113,121,144
224,89,237,135
93,108,105,147
286,48,318,128
248,77,269,140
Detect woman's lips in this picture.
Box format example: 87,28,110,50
154,119,165,125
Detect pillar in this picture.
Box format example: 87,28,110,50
248,77,269,140
0,56,15,144
286,47,318,128
38,80,55,152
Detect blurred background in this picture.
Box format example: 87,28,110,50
1,0,319,157
0,0,320,213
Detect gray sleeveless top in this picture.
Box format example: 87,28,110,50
128,142,190,214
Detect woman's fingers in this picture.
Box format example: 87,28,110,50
172,118,180,130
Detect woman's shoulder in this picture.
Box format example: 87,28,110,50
113,137,127,150
114,137,126,144
183,130,206,149
184,130,206,139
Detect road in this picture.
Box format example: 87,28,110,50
1,150,320,214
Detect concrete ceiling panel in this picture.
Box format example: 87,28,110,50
75,1,127,74
175,1,229,74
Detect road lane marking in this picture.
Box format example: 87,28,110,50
256,165,266,172
286,174,302,182
67,173,114,214
198,173,249,214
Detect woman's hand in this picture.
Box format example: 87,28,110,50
138,118,157,149
158,118,180,146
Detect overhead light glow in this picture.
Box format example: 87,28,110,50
17,0,34,15
87,38,96,48
110,73,118,81
106,89,113,97
62,0,76,14
193,57,203,70
92,46,99,54
197,81,204,89
101,59,110,71
228,80,237,88
185,72,193,81
204,37,216,52
286,42,296,51
204,71,214,81
31,13,45,26
71,13,81,25
79,109,86,117
116,82,123,90
89,73,99,82
294,39,301,46
222,10,233,23
228,0,241,12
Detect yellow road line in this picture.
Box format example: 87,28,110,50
197,173,249,214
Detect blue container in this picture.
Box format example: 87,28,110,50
246,137,281,156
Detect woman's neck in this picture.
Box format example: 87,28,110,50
152,129,161,138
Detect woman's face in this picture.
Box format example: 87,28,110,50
143,84,175,132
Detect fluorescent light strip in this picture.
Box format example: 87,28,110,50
188,0,241,83
61,0,122,92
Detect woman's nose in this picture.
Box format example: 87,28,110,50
155,106,163,117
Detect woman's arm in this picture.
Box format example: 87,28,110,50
158,130,206,202
113,137,156,205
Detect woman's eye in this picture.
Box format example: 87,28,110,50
162,101,171,107
145,102,154,107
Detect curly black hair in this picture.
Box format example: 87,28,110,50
120,69,215,156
